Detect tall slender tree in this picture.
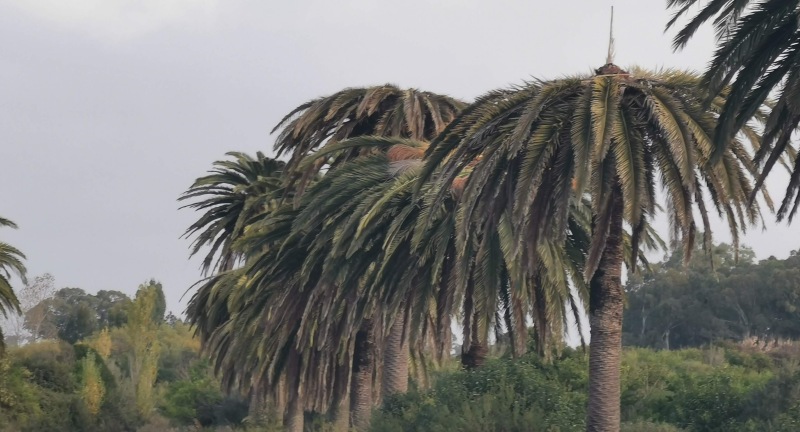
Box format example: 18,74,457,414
417,66,768,431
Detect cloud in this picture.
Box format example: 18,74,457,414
5,0,219,41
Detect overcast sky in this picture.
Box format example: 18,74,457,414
1,0,797,317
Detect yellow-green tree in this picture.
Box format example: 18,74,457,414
80,352,105,416
91,328,112,359
126,282,161,418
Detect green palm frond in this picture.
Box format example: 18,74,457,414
272,85,466,194
668,0,800,220
179,152,288,275
419,66,763,284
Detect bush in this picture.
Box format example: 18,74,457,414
372,350,587,431
161,360,247,427
372,346,784,432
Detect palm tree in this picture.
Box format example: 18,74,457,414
272,84,466,196
179,151,288,275
0,216,25,354
226,135,665,430
418,66,767,431
187,86,465,431
668,0,800,221
269,86,466,428
180,151,290,421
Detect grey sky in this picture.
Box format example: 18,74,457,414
1,0,797,317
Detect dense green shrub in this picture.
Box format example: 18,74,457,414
161,359,248,427
373,349,587,432
372,346,787,432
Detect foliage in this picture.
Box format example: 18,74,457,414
668,0,800,221
80,352,105,415
90,328,113,359
161,359,248,427
2,273,54,347
0,216,25,355
26,287,131,343
624,245,800,349
127,281,162,419
371,345,800,432
0,313,249,431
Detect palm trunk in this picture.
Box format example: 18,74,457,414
510,293,528,358
382,311,409,398
462,309,489,369
247,384,264,421
283,349,304,432
586,185,624,432
332,395,350,432
461,279,488,369
330,351,352,432
351,319,375,431
533,275,551,363
284,392,304,432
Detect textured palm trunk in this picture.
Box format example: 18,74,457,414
351,319,375,431
511,294,528,358
270,374,286,425
461,278,489,369
382,311,409,398
284,350,304,432
332,394,350,432
461,309,489,369
533,275,552,362
586,186,624,432
330,352,352,432
247,384,264,421
284,394,304,432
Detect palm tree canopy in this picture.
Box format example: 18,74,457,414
0,216,26,355
191,131,665,403
179,151,288,275
419,66,767,277
416,64,768,431
668,0,800,220
272,84,466,193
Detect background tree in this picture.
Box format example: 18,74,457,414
26,288,131,344
624,243,800,349
126,281,162,419
3,273,54,346
80,351,105,416
0,216,25,354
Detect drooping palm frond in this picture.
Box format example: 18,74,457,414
187,86,466,430
179,152,289,275
0,217,25,355
272,85,466,195
668,0,800,220
420,67,766,276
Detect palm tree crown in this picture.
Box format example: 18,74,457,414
272,84,466,194
179,152,288,275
